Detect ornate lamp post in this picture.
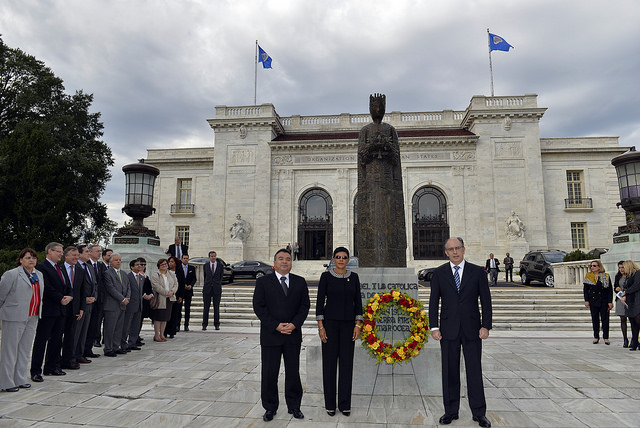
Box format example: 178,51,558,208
114,160,160,237
612,146,640,235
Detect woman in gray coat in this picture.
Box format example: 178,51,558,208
0,248,44,392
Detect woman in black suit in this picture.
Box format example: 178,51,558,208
316,247,363,417
621,260,640,351
583,260,613,344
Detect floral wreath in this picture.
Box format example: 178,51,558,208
361,290,429,365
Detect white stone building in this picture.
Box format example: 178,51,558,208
143,94,626,270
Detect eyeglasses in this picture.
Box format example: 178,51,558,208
445,246,463,252
590,264,599,268
139,263,146,266
334,255,349,260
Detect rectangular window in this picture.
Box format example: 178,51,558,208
176,226,190,247
566,171,583,205
177,179,192,205
570,222,587,249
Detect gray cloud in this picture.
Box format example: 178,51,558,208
1,0,639,227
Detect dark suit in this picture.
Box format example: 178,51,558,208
77,261,98,360
167,243,188,259
175,263,197,330
102,267,131,354
252,272,310,412
60,262,90,366
484,258,500,286
429,261,492,418
122,271,144,349
84,259,104,356
31,259,71,376
202,260,223,328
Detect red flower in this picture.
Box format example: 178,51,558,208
367,334,376,345
381,294,392,303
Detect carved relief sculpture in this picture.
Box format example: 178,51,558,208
505,210,526,239
356,94,407,267
229,214,251,242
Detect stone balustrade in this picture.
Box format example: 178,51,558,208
552,260,591,288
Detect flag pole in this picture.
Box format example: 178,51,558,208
254,40,258,105
487,28,495,97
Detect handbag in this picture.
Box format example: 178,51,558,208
149,292,160,310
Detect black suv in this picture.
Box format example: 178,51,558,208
518,250,566,287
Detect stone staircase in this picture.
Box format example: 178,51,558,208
178,283,595,331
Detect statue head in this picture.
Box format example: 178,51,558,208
369,93,386,123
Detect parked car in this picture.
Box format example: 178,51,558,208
418,267,437,282
189,257,234,283
323,257,359,272
518,250,566,287
231,260,274,278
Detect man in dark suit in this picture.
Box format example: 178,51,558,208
60,246,90,370
31,242,73,382
102,253,131,357
176,254,197,331
202,250,223,330
429,237,493,428
252,248,310,422
166,237,188,259
84,244,104,358
122,260,143,351
484,253,500,286
76,244,98,364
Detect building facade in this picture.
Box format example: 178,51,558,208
143,94,626,269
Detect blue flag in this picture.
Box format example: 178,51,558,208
488,33,513,52
258,45,272,68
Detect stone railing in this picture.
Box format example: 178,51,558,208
552,260,591,288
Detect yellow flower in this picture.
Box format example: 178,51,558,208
371,342,380,350
363,324,372,332
408,307,417,312
373,293,380,300
392,290,400,299
397,348,405,357
386,356,394,364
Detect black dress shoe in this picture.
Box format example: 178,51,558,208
263,410,276,421
341,410,351,416
31,374,43,382
115,350,127,354
326,410,336,416
136,340,144,346
61,363,80,370
184,326,189,331
93,340,102,348
77,357,91,364
128,346,142,351
104,351,117,357
2,387,19,392
43,369,66,376
202,326,207,330
439,413,459,424
19,384,31,389
85,353,101,358
473,415,492,427
215,326,220,330
168,334,174,339
288,409,304,419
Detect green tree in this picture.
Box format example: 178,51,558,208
0,37,114,250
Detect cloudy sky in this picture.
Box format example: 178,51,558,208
2,0,639,227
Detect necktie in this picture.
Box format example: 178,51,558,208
137,274,142,287
69,265,75,287
84,263,92,281
117,270,122,283
212,262,216,274
55,264,64,282
92,262,99,281
280,276,288,296
454,266,461,293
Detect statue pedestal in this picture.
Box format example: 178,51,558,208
505,240,530,265
111,235,167,276
306,266,441,400
225,240,245,263
601,232,640,274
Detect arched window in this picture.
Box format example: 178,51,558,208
298,189,333,260
412,186,449,259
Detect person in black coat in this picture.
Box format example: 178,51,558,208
621,260,640,351
429,237,493,428
316,247,363,417
583,259,613,344
252,249,310,422
175,254,197,331
31,242,73,381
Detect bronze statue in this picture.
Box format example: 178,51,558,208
356,94,407,267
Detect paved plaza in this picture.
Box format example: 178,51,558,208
0,325,638,427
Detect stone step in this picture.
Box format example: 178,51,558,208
171,285,595,331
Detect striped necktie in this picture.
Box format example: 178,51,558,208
454,266,461,293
